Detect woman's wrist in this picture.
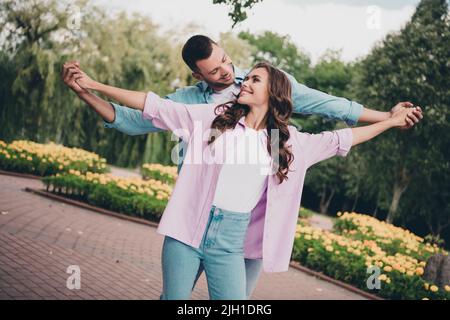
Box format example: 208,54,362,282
89,80,102,92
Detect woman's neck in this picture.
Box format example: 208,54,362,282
245,105,268,131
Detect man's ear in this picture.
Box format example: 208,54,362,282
192,72,203,82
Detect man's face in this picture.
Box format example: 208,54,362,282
193,44,235,90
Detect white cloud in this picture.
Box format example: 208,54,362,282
92,0,416,64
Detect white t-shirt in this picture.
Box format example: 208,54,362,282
212,125,271,213
210,84,241,103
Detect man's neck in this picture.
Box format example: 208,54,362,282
209,82,234,92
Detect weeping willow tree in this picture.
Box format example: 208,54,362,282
0,0,190,167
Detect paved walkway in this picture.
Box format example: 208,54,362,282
0,173,367,300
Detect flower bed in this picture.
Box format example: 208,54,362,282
42,170,172,222
0,140,108,176
141,163,177,184
293,212,450,300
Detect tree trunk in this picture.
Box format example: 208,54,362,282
351,193,359,212
319,185,336,215
386,168,409,224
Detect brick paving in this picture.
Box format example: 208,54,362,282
0,173,368,300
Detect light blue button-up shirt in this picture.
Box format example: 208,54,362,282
104,66,363,136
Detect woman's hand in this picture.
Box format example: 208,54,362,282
62,61,90,95
62,61,98,91
389,107,422,128
389,102,423,129
73,68,97,91
62,60,146,110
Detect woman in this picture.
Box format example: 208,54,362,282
68,62,420,300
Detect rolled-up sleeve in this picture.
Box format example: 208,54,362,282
302,128,353,168
103,102,164,136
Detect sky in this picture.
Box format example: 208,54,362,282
92,0,420,64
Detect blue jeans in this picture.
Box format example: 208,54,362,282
160,206,262,300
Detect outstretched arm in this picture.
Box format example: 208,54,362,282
285,72,422,127
302,106,422,168
62,61,165,135
351,106,420,146
67,66,146,111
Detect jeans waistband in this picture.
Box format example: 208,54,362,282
210,205,251,219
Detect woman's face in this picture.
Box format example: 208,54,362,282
237,67,269,107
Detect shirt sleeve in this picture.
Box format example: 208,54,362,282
103,102,164,136
142,92,217,142
284,72,363,126
301,128,353,168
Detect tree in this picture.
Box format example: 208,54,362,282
352,0,450,231
0,0,188,168
238,30,311,83
212,0,263,27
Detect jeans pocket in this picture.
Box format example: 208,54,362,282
214,215,250,253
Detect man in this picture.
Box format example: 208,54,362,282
62,35,422,299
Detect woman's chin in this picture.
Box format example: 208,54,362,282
237,96,248,105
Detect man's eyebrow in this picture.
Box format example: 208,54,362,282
208,54,227,74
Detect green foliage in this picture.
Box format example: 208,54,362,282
0,139,108,176
212,0,263,27
239,30,311,83
42,173,166,221
351,0,450,231
0,0,187,168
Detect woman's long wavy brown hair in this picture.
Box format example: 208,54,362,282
208,62,294,184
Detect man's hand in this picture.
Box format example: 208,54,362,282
389,107,421,128
62,61,88,95
389,102,423,129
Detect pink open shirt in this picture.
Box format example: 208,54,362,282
143,92,353,273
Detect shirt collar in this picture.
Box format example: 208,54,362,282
197,65,247,93
237,116,269,138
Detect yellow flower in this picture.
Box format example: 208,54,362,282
424,283,429,290
416,267,424,276
307,248,314,253
430,285,438,292
378,274,387,281
383,266,393,272
325,245,334,252
444,285,450,292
